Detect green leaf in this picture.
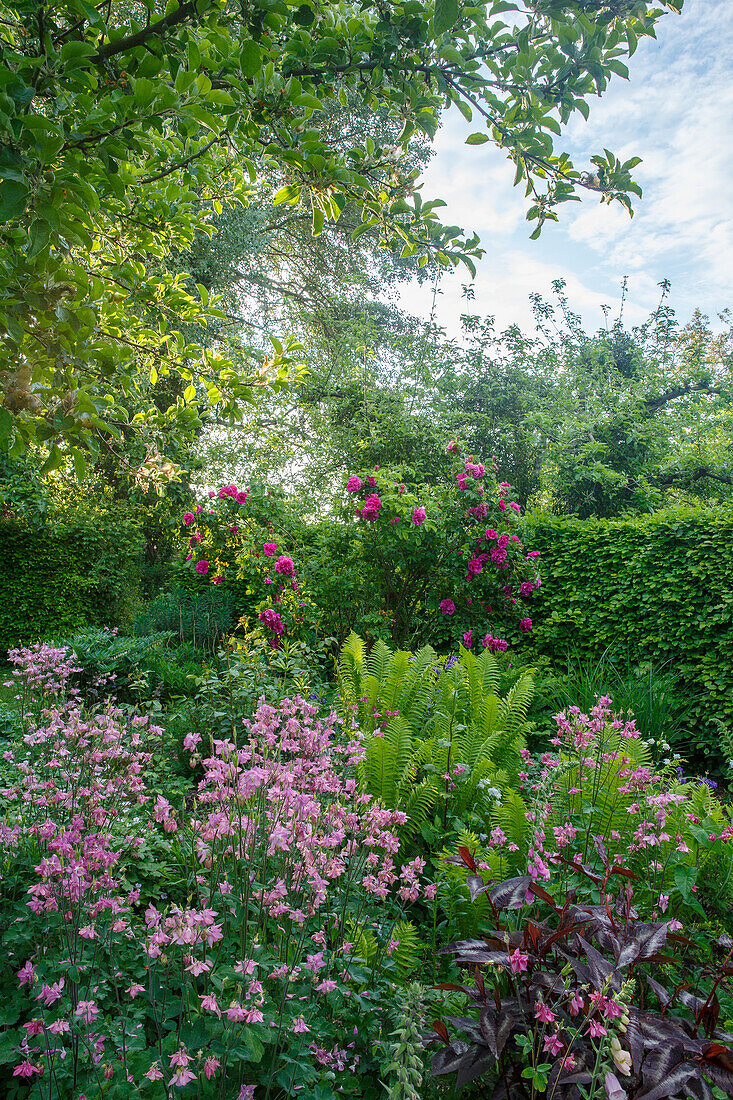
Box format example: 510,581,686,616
465,132,489,145
0,179,28,222
240,40,262,78
674,864,697,900
434,0,460,35
312,204,324,235
72,447,86,481
0,407,13,441
273,184,302,206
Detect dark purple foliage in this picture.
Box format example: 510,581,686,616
429,854,733,1099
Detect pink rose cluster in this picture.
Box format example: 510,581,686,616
259,608,284,647
360,493,382,521
216,483,248,504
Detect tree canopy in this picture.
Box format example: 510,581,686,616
1,0,680,470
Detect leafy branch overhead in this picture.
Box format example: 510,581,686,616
0,0,681,458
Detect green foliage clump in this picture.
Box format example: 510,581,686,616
523,506,733,765
0,511,143,654
339,634,533,832
134,586,237,652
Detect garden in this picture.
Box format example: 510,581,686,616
3,0,733,1097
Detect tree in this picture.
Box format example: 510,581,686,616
1,0,680,468
447,283,733,517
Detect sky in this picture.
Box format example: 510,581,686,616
398,0,733,337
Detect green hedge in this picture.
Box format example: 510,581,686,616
0,513,144,654
522,507,733,764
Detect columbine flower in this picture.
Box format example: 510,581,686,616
204,1057,221,1080
508,948,529,974
76,1000,99,1025
543,1033,564,1057
534,1002,556,1024
292,1016,310,1034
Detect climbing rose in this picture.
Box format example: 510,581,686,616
183,512,194,525
263,542,278,556
439,599,455,616
360,493,382,520
463,630,473,648
347,475,362,493
412,506,426,526
195,560,210,575
236,490,248,503
274,555,295,577
519,618,533,632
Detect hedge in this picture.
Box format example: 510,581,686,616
522,506,733,765
0,513,144,654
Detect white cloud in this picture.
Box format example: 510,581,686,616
398,0,732,335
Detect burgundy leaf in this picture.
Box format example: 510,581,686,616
431,1019,450,1044
458,845,478,871
579,937,616,987
701,1063,733,1094
646,974,673,1010
633,921,669,960
443,1016,484,1044
685,1078,715,1100
608,865,639,879
435,982,471,994
456,1047,498,1090
701,1042,733,1073
635,1064,696,1100
431,1045,471,1077
528,881,557,908
489,875,533,910
467,872,489,901
592,834,610,868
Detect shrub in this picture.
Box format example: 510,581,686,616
134,586,237,652
522,507,733,766
0,510,143,654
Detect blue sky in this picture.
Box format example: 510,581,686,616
399,0,733,336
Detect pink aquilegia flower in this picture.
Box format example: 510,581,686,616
13,1062,42,1078
76,1000,99,1025
534,1002,556,1024
17,962,35,987
204,1057,221,1080
543,1033,564,1057
292,1016,310,1034
508,948,529,974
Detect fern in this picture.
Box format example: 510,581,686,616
341,634,535,831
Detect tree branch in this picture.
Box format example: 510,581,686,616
92,0,197,62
